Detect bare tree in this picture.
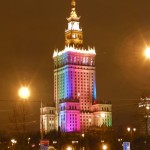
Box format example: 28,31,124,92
9,102,29,149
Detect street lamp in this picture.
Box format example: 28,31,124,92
18,87,44,141
127,127,136,132
127,127,136,149
18,86,30,149
143,47,150,147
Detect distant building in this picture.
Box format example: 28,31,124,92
40,107,57,134
139,97,150,135
40,0,112,134
91,102,112,127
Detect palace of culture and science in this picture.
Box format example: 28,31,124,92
40,0,112,133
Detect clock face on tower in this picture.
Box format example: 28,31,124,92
69,21,79,30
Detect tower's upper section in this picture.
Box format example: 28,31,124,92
65,0,83,48
53,0,96,59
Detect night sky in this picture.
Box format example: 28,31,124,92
0,0,150,133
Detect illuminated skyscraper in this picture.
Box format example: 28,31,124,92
52,0,112,133
40,0,112,133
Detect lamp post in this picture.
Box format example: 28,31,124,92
140,46,150,149
18,87,45,150
18,86,30,149
144,47,150,149
127,127,136,149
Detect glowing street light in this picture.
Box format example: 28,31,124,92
67,146,72,150
127,127,136,132
18,87,30,99
144,47,150,59
102,144,107,150
18,87,30,149
146,106,150,110
127,127,136,149
81,133,85,138
11,139,17,145
28,137,31,144
11,139,17,149
18,87,44,141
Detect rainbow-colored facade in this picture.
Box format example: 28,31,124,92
40,0,112,134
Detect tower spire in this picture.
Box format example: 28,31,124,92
67,0,80,22
65,0,83,48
